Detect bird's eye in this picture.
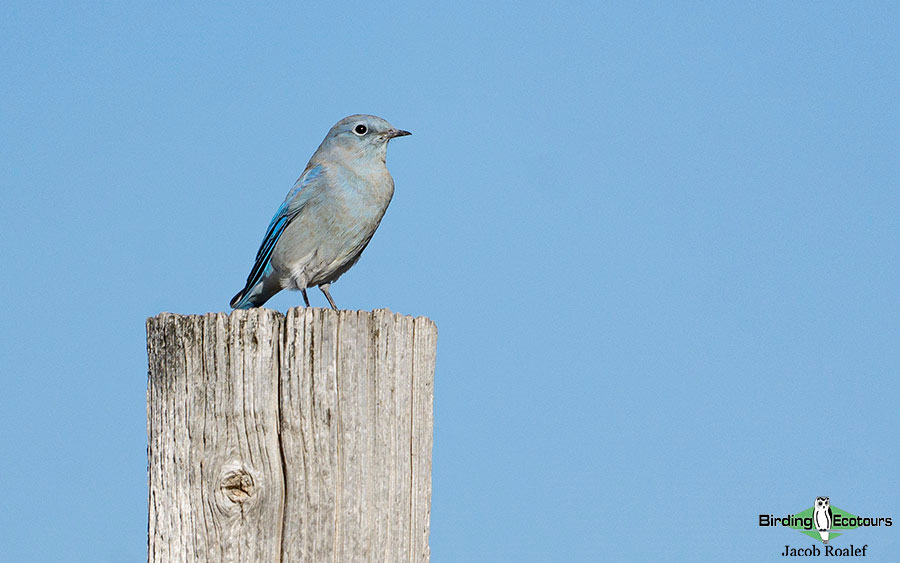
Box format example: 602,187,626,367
354,124,368,135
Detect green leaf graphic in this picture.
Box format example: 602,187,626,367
789,506,859,542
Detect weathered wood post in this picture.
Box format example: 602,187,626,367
146,308,437,562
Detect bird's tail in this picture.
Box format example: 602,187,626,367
230,280,278,310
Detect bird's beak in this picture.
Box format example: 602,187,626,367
386,129,411,139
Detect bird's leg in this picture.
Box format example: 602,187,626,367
319,284,338,310
301,288,310,307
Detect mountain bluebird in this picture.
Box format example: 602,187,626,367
230,114,410,310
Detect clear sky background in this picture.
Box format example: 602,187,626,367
2,3,899,561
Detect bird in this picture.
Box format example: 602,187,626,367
230,114,410,310
813,496,833,544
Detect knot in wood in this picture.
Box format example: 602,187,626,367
221,469,254,503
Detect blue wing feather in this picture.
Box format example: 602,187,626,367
231,165,324,307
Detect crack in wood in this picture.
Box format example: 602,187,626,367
147,308,436,562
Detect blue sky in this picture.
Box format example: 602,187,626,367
2,3,899,561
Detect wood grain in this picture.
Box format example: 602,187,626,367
146,308,436,562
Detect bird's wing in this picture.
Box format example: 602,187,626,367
239,164,325,292
828,507,833,526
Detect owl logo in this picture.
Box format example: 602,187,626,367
814,496,834,544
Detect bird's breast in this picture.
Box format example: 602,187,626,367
332,166,394,221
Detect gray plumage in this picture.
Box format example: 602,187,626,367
231,114,410,310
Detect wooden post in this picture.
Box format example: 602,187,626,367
146,308,437,562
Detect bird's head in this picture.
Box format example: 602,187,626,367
317,114,410,164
